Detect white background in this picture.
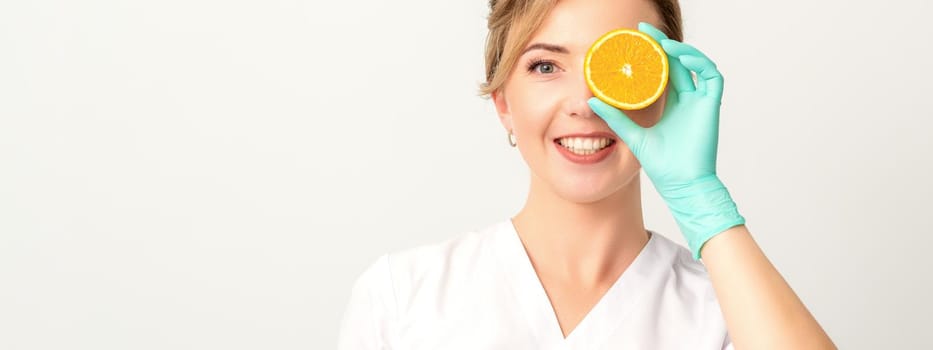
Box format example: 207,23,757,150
2,0,931,348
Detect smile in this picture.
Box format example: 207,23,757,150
553,136,618,165
555,136,615,155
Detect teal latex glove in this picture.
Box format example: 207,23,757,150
588,22,745,260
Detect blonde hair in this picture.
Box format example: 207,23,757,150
478,0,683,98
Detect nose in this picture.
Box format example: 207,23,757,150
563,70,598,119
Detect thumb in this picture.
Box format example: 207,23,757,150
588,97,646,156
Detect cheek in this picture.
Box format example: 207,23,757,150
509,87,559,141
617,144,641,172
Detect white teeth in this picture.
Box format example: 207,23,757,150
556,137,614,155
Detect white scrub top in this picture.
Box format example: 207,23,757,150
338,219,734,350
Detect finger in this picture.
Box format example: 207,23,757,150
668,56,695,94
638,23,694,93
686,62,706,95
678,55,724,100
660,39,712,62
588,97,646,156
660,39,724,98
637,22,669,42
696,72,707,95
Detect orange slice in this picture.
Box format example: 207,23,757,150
584,28,669,110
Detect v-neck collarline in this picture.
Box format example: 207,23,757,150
492,218,669,348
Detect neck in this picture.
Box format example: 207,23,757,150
511,173,650,287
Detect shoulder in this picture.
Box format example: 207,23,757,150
347,220,506,303
384,221,499,275
639,232,731,347
642,231,724,318
649,230,718,292
339,221,504,344
647,231,728,330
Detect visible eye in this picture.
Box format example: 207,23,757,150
526,58,559,75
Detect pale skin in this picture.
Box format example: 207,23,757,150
490,0,836,348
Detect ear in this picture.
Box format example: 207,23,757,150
491,89,513,132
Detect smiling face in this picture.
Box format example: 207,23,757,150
492,0,671,204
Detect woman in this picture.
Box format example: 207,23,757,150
338,0,837,348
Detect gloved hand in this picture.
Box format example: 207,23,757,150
588,22,745,260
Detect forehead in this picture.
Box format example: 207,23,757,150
529,0,661,54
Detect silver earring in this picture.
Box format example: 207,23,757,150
507,130,517,147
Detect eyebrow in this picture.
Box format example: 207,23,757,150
520,42,570,57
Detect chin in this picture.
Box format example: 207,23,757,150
549,173,634,205
530,151,642,205
557,190,614,205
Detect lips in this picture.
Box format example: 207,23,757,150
553,135,618,165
